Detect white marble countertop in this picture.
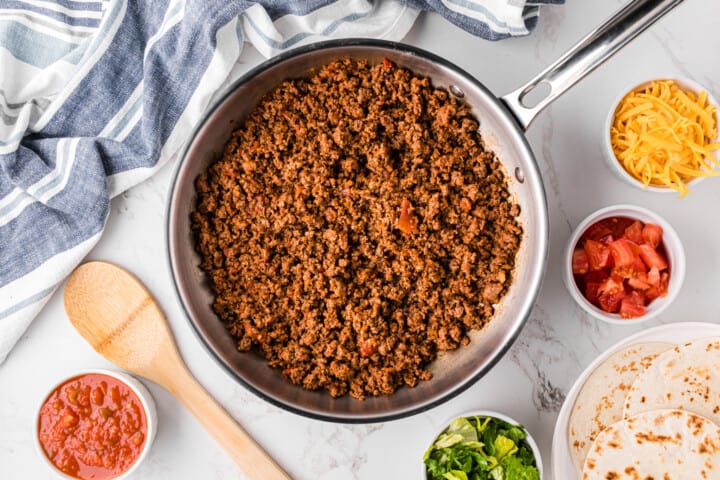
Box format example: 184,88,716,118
2,1,720,479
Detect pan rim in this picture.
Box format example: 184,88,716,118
165,38,549,423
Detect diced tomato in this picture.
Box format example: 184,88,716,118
646,272,669,301
624,221,644,244
647,266,660,287
585,282,601,305
627,239,642,254
583,270,608,306
612,266,633,279
645,286,660,302
602,217,635,240
620,298,646,318
627,279,649,291
599,291,624,313
620,240,645,272
659,272,669,294
609,238,636,268
642,224,663,248
572,249,589,275
627,271,651,290
648,275,667,300
644,286,662,302
599,277,624,296
626,290,645,306
585,270,609,283
598,235,614,246
612,263,648,280
639,244,668,270
631,251,647,273
597,276,625,312
583,222,612,242
585,240,612,271
574,217,669,318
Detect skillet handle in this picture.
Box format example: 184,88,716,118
500,0,685,130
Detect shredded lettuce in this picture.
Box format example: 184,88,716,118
500,455,540,480
424,416,540,480
435,433,469,449
447,418,480,443
443,471,469,480
493,435,518,461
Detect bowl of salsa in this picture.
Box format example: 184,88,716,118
35,370,157,480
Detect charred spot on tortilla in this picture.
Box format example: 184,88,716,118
568,342,672,471
635,431,680,444
583,410,720,479
624,337,720,429
688,414,706,434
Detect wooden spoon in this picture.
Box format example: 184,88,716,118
64,261,291,480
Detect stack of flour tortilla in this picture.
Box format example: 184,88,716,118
568,337,720,479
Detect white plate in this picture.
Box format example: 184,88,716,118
551,322,720,479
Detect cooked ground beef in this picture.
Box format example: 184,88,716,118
191,58,522,399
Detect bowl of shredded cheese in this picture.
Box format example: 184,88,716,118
604,77,720,196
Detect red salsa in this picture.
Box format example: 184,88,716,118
37,373,147,479
572,216,670,318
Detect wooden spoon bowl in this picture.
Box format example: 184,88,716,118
64,261,290,480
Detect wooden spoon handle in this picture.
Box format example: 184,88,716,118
166,365,292,480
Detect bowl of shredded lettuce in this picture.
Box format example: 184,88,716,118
423,411,543,480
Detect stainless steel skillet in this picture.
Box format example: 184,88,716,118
167,0,684,422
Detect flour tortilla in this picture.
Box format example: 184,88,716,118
624,337,720,424
582,409,720,479
567,342,671,470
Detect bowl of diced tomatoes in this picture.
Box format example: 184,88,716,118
563,204,685,324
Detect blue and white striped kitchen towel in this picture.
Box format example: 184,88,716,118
0,0,561,363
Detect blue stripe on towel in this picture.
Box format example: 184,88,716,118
0,286,54,321
1,1,102,27
243,9,372,51
0,19,78,67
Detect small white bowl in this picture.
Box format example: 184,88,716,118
603,76,720,193
35,369,157,479
421,410,543,479
563,204,685,325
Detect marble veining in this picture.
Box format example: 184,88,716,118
511,306,574,413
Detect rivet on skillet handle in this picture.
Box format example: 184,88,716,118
500,0,686,131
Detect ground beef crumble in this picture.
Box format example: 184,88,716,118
191,58,522,399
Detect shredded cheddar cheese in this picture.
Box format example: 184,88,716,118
610,79,720,196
